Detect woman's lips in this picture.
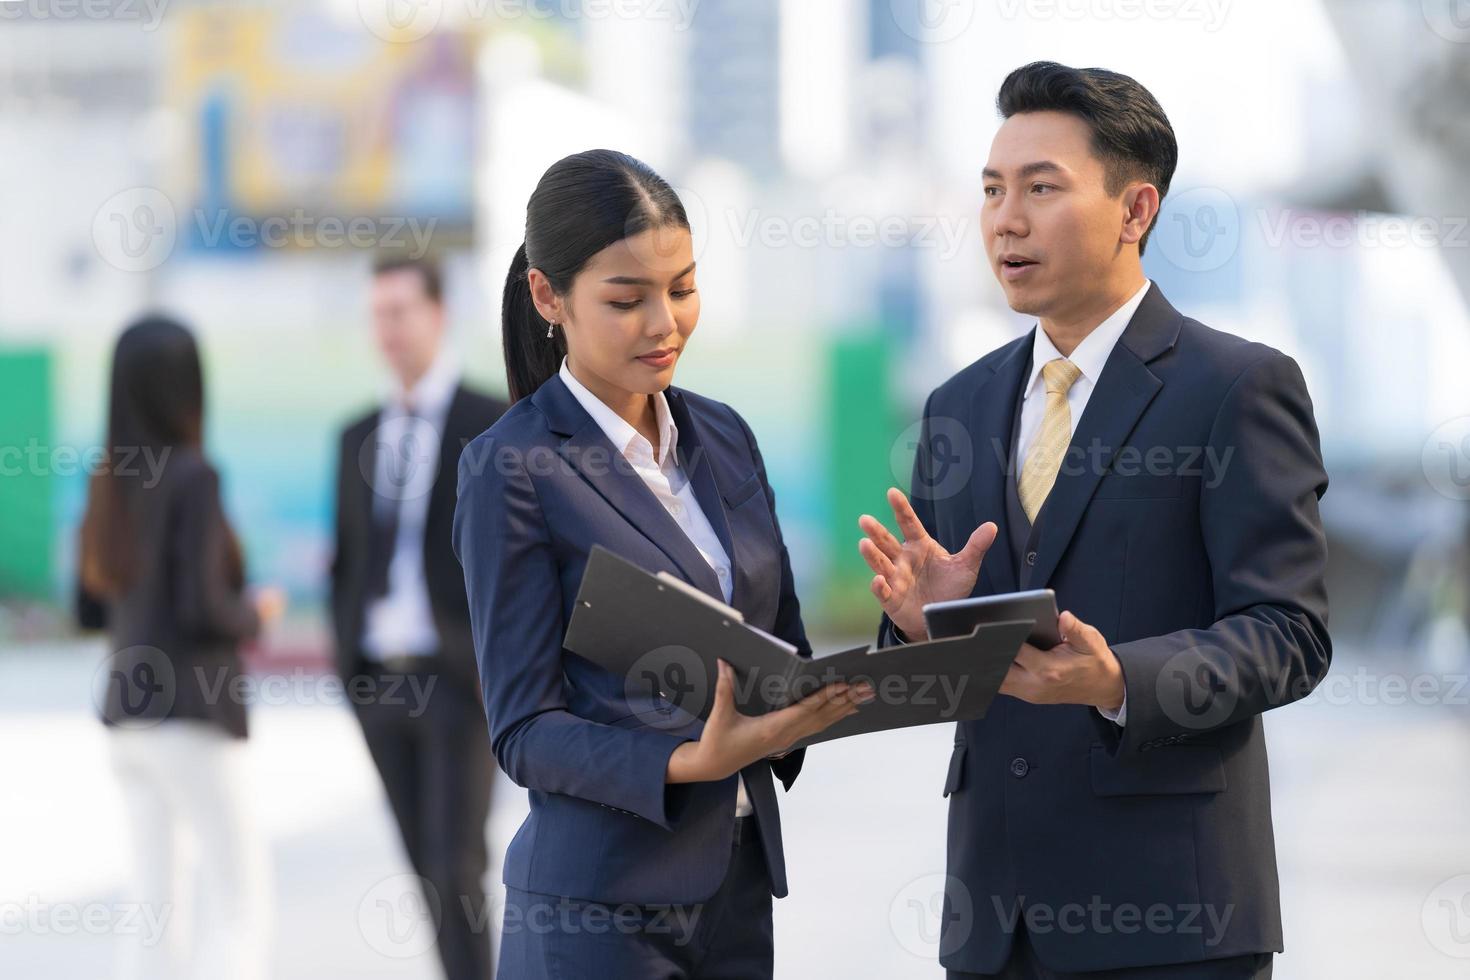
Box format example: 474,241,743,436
637,349,677,368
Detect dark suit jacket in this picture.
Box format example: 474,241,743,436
96,446,261,738
451,373,808,906
330,383,507,700
878,283,1331,972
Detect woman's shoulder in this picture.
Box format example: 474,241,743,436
456,395,558,489
468,395,551,450
668,385,748,435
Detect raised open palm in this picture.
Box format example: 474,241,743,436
857,487,997,641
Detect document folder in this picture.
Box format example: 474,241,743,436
563,546,1034,749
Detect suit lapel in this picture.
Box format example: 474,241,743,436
534,375,726,601
1024,283,1182,589
968,337,1031,597
665,388,741,607
353,411,382,527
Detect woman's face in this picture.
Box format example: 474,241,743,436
529,224,699,399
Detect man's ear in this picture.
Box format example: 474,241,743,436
1120,183,1161,248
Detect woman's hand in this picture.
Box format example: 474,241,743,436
252,585,288,626
666,659,874,784
857,487,997,641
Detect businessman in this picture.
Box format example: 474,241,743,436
330,255,508,979
859,63,1330,978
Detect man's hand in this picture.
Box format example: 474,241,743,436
858,487,998,641
1000,610,1125,712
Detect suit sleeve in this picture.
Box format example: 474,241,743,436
1104,352,1331,755
172,464,260,644
731,409,812,791
876,390,940,650
452,437,692,829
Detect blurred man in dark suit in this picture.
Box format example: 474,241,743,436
330,255,507,979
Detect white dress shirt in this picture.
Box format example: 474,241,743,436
361,346,460,660
557,357,753,817
1015,278,1151,726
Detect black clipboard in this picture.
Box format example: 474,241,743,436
563,546,1034,749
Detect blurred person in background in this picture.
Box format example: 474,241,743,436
453,149,872,978
79,314,286,980
328,254,507,980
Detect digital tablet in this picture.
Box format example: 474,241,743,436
922,589,1063,649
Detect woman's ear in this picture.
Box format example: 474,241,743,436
527,268,564,325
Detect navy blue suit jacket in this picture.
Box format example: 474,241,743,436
452,373,809,906
879,283,1331,972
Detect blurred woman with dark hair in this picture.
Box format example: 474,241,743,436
79,314,283,980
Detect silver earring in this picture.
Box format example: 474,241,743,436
546,321,555,339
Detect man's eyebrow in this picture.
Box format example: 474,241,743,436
602,261,697,286
982,161,1067,181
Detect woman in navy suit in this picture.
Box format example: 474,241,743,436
452,149,870,978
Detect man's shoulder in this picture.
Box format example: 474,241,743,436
1172,315,1299,391
926,331,1031,410
452,382,511,426
338,406,379,446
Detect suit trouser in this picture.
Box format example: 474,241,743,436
948,921,1273,980
354,655,495,980
498,814,774,979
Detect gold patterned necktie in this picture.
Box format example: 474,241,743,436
1018,357,1083,522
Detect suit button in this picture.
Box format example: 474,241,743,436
1009,757,1029,778
1025,551,1037,566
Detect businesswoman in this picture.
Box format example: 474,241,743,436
79,315,284,980
452,149,870,978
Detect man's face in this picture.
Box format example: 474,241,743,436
981,110,1134,319
370,268,443,381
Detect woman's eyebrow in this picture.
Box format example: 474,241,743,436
602,261,697,286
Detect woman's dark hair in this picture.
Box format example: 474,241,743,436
79,314,241,597
997,61,1177,255
502,149,691,403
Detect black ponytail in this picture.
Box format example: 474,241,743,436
502,242,563,404
499,149,690,403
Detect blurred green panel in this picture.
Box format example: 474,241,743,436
0,349,53,598
823,331,901,625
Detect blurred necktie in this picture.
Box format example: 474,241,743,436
365,398,419,599
1018,358,1082,523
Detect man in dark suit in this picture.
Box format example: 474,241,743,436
329,255,507,980
858,63,1330,978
